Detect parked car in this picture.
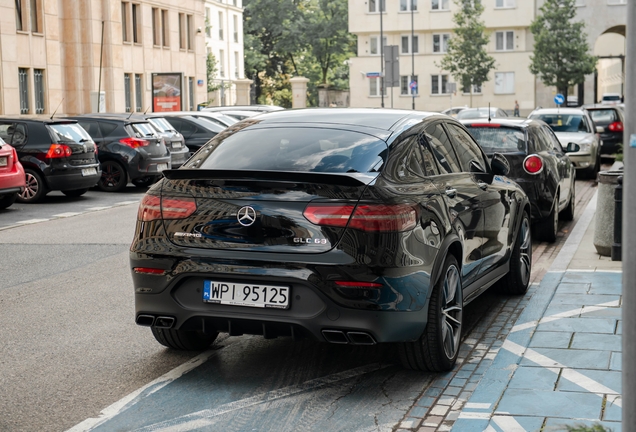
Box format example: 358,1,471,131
0,138,26,210
0,118,101,203
155,111,238,129
456,107,508,120
462,118,577,242
528,108,602,178
601,93,622,106
130,108,532,372
584,106,624,155
68,114,171,191
202,105,284,113
442,106,469,118
146,114,225,155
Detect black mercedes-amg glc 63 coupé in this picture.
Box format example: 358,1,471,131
130,109,531,371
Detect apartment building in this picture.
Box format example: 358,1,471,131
1,0,207,116
203,0,245,106
348,0,627,114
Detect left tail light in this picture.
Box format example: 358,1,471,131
138,194,197,221
304,203,417,232
45,144,72,159
523,155,543,174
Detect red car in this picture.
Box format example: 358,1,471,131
0,138,26,210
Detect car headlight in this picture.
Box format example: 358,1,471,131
576,140,592,152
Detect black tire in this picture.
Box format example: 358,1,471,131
537,195,558,243
560,185,575,222
62,188,89,197
151,327,218,351
17,169,48,203
98,161,127,192
132,177,156,188
399,254,462,371
497,212,532,295
0,192,18,210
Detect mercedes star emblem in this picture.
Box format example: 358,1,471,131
237,206,257,227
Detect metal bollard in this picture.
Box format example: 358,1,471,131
611,176,623,261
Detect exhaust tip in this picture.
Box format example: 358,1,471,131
347,332,376,345
322,329,349,344
136,314,155,327
154,316,175,329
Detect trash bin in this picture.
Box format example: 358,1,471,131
594,170,623,256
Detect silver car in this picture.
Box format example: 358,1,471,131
529,108,602,178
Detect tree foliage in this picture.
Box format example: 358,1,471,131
243,0,354,106
529,0,597,103
438,0,496,107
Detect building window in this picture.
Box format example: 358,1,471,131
433,34,450,53
19,68,29,114
205,8,211,37
368,0,386,13
496,31,514,51
495,0,515,7
124,73,132,112
431,74,449,94
233,15,238,43
400,0,417,11
494,72,515,94
462,81,481,94
219,50,225,77
30,0,42,33
135,74,142,112
607,0,626,4
179,13,185,49
218,12,224,40
161,9,169,47
370,35,387,55
431,0,449,10
234,51,240,78
152,8,160,45
400,75,418,95
187,15,193,50
15,0,25,31
188,77,194,110
401,35,419,54
132,3,140,43
121,2,129,42
34,69,44,114
369,78,386,96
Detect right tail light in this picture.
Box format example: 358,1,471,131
523,155,543,174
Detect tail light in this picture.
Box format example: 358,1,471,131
304,203,417,232
133,267,166,275
45,144,72,159
523,155,543,174
138,195,197,221
608,121,623,132
120,137,149,148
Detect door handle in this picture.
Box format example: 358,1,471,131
477,181,488,190
445,188,457,198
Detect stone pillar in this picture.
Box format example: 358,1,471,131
234,78,253,106
290,76,309,109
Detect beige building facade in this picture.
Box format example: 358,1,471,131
1,0,208,116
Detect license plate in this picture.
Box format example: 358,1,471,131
171,141,182,149
81,167,97,176
0,157,7,167
157,163,168,172
203,281,290,309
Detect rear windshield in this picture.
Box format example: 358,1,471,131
196,127,387,173
457,109,494,120
48,123,92,143
588,109,617,126
148,117,174,132
465,126,527,153
602,95,621,102
529,114,589,133
129,122,158,138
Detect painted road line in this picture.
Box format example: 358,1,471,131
15,218,50,224
502,340,621,404
66,350,221,432
115,200,140,206
511,299,620,333
492,415,527,431
52,212,82,218
85,206,112,211
464,403,492,410
131,363,391,432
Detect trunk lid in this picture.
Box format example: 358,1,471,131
46,122,98,167
126,122,168,158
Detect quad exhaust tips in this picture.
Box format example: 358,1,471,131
135,314,175,329
322,330,376,345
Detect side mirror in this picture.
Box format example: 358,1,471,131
490,153,510,176
565,142,580,153
596,126,605,134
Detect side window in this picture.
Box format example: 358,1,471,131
11,123,28,146
407,141,425,177
0,123,13,142
445,123,488,172
98,122,119,137
542,126,564,153
418,137,440,176
581,116,591,133
77,121,102,139
165,117,183,132
424,123,461,174
529,128,548,152
180,120,197,137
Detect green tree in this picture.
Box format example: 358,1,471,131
529,0,597,105
438,0,496,107
207,52,221,94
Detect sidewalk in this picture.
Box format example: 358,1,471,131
395,189,623,431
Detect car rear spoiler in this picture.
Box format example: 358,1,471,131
162,169,377,187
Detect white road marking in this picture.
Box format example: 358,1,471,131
15,218,50,224
492,415,526,432
52,212,82,218
511,300,620,333
130,363,390,432
458,412,491,419
66,350,221,432
115,200,140,206
85,206,112,211
464,402,491,409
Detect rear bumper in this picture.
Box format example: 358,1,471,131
0,186,23,197
45,166,101,191
128,156,172,180
599,136,621,155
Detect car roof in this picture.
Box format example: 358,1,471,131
70,113,151,123
530,108,587,115
203,105,284,112
0,115,78,124
460,118,539,129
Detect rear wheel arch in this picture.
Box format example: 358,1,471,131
430,237,462,298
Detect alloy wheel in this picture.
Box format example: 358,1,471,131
21,172,39,200
441,264,462,360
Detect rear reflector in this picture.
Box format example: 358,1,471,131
138,194,197,221
304,203,417,232
334,281,383,288
133,267,166,275
523,155,543,174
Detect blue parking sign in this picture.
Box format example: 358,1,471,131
554,94,565,105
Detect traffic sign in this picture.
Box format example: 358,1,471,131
409,81,417,90
554,94,565,105
366,72,381,78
